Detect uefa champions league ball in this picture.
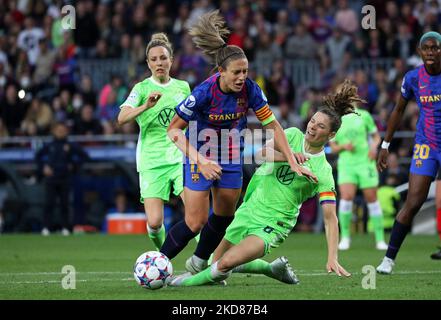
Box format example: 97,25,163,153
133,251,173,290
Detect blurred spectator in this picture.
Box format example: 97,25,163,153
78,74,97,107
273,9,291,46
265,59,295,106
285,23,318,59
73,0,99,58
172,2,191,40
228,17,247,48
334,0,359,35
392,22,416,60
174,34,208,87
298,87,321,126
308,5,334,44
21,97,53,135
254,31,282,77
128,3,150,37
130,34,147,65
348,36,368,59
95,39,111,59
32,37,56,92
36,122,90,236
0,118,9,138
99,89,119,122
323,27,351,73
108,189,134,214
108,13,126,57
278,101,302,129
53,44,78,94
187,0,215,29
248,11,272,40
0,83,27,135
98,75,127,111
73,104,103,136
366,28,387,58
17,16,45,67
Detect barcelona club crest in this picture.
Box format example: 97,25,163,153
416,160,422,168
192,173,200,182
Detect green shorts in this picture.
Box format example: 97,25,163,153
337,160,379,189
139,164,183,202
224,204,291,255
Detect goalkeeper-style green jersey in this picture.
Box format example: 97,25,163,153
120,77,191,172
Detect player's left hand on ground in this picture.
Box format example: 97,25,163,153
326,260,351,277
291,164,318,183
146,91,163,108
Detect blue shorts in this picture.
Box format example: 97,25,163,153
409,143,441,178
183,163,243,191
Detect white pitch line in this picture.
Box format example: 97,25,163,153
0,271,129,276
1,270,441,285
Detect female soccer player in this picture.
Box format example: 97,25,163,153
117,33,191,250
160,10,316,273
168,80,358,286
376,31,441,274
329,95,388,251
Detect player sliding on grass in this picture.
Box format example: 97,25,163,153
118,33,190,250
160,10,315,273
169,80,357,286
376,31,441,274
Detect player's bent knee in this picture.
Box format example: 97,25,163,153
184,219,207,233
147,221,162,230
217,255,237,273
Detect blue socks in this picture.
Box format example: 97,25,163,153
194,214,234,260
385,220,411,260
160,220,197,259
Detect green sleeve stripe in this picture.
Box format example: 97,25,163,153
261,114,276,126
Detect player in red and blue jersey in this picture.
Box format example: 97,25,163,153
160,10,316,272
376,31,441,274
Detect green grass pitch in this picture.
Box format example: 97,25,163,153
1,233,440,300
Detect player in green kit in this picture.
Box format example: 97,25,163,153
168,80,357,287
329,90,387,251
117,33,190,250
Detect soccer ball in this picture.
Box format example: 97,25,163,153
133,251,173,290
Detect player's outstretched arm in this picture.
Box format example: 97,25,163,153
377,95,408,172
322,203,351,277
264,120,317,182
256,139,309,164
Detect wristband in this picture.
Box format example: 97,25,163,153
381,141,390,150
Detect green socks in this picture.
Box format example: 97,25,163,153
370,215,385,243
339,211,352,239
232,259,272,276
182,262,230,286
147,224,166,250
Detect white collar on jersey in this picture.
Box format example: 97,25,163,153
302,137,325,158
148,76,174,87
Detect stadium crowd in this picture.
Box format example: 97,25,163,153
0,0,440,232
